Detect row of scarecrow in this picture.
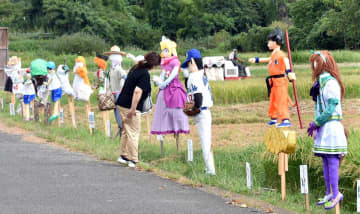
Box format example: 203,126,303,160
3,46,140,133
1,27,349,212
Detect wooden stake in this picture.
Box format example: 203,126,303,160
281,172,286,200
11,94,15,104
103,111,111,137
30,100,34,120
278,152,285,175
146,114,152,143
330,186,341,214
57,101,61,127
34,101,40,121
1,97,4,111
44,103,50,125
40,105,44,122
160,139,164,157
86,101,92,134
335,204,340,214
278,152,286,200
68,96,76,128
21,102,25,119
175,134,180,152
305,194,310,212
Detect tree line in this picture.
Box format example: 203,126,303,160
0,0,359,51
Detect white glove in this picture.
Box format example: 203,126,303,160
159,82,167,90
152,75,163,86
288,72,296,81
182,68,189,78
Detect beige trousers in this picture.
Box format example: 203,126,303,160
118,106,141,162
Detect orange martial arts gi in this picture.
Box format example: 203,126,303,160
266,50,289,121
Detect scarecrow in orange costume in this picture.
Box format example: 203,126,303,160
72,56,93,101
249,27,296,127
94,54,108,90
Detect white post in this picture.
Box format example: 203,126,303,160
300,165,310,211
1,97,3,111
300,165,309,194
17,103,22,115
89,112,95,134
30,104,34,120
357,180,360,213
187,139,193,162
60,108,64,124
157,135,164,157
9,103,15,116
246,162,252,190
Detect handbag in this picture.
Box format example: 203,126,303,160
141,92,153,114
98,78,116,111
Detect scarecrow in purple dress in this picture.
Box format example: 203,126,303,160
151,37,189,147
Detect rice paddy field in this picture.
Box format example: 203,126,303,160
3,36,360,213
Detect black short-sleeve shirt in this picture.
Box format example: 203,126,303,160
116,66,151,111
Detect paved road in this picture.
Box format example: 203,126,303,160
0,131,261,214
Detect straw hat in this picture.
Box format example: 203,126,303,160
104,46,126,56
7,56,21,66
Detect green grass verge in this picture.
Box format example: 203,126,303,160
0,101,358,213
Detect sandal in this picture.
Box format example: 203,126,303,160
324,193,343,210
317,193,332,206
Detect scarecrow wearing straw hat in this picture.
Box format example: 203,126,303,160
104,46,127,94
4,56,25,100
249,27,296,127
104,46,128,137
5,56,26,116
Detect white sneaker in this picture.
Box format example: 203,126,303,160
128,161,136,168
117,156,128,164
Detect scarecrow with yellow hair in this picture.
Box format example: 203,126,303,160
151,37,189,140
72,56,93,101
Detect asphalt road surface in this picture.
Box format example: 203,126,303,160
0,131,262,214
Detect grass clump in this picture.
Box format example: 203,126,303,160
49,32,108,56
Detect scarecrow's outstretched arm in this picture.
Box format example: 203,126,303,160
248,57,270,64
284,57,296,81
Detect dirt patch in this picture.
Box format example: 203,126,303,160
0,122,45,144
